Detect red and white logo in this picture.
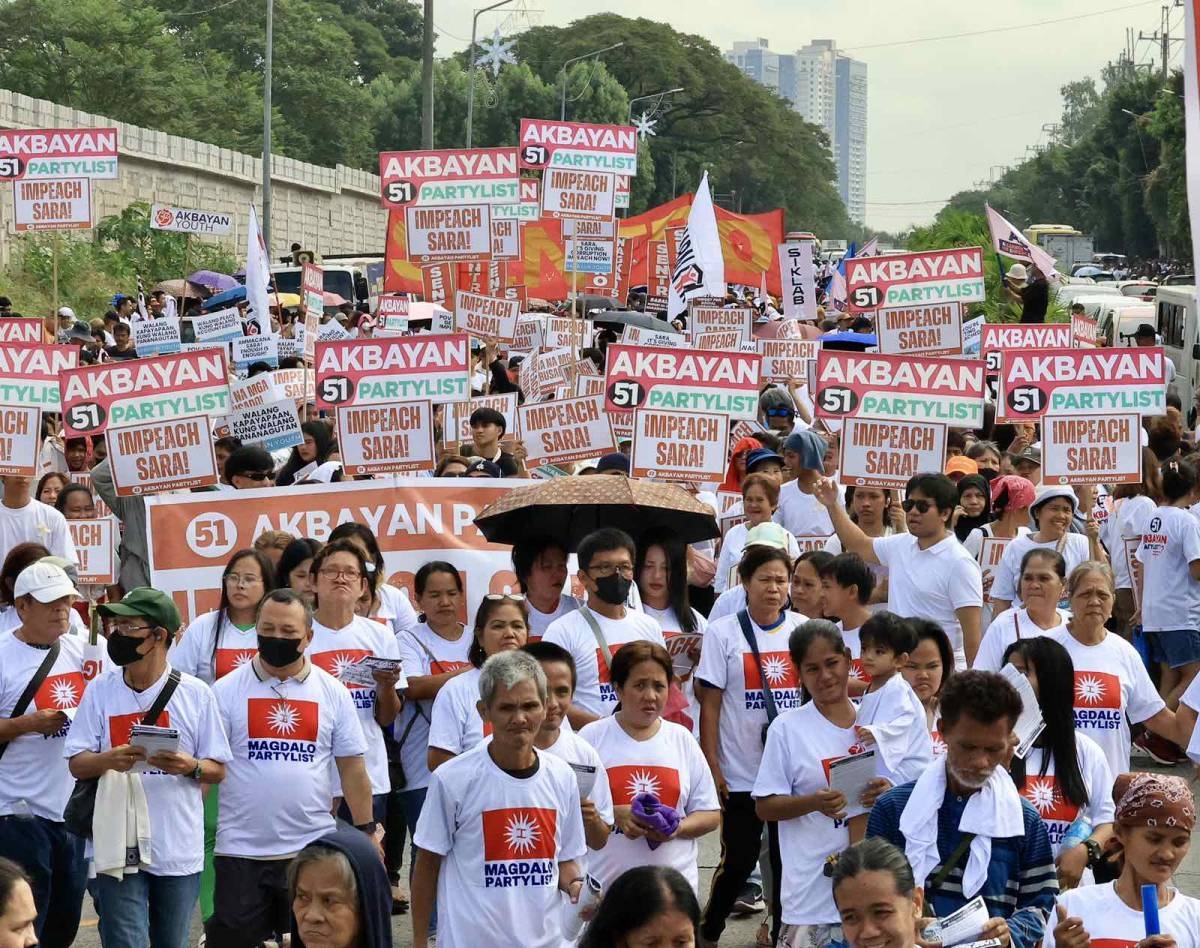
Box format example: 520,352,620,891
247,698,319,742
481,807,557,861
215,648,257,679
607,764,681,808
34,671,85,711
742,651,798,691
594,645,622,684
154,207,174,228
1020,775,1080,825
848,658,871,684
110,710,171,748
1073,671,1121,710
312,649,372,688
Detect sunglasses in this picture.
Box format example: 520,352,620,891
765,407,794,418
901,499,934,514
240,470,275,481
484,593,526,602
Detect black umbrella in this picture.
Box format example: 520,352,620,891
587,310,683,334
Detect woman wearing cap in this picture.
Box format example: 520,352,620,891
1047,773,1200,948
715,474,800,595
1004,263,1049,324
695,545,807,944
990,485,1100,618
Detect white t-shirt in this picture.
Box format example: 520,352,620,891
695,611,807,792
707,587,748,624
774,480,835,540
991,533,1090,606
395,623,473,791
873,533,982,668
855,674,932,786
578,716,719,892
1107,495,1155,590
1054,630,1165,777
1137,505,1200,632
370,583,420,638
428,667,488,757
0,498,75,563
413,743,587,948
1182,675,1200,764
64,664,232,875
973,607,1070,673
0,633,90,820
752,701,862,926
1045,883,1200,948
170,610,258,685
308,615,405,795
715,521,801,594
841,625,869,687
1019,735,1114,858
542,726,615,846
526,595,582,642
212,658,368,858
542,609,665,717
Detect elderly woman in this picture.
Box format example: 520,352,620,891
715,474,800,595
290,827,393,948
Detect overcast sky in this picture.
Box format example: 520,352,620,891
434,0,1175,233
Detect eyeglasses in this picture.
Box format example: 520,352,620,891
239,470,275,482
484,593,527,602
901,499,934,514
588,564,634,579
225,574,264,587
318,568,362,581
112,624,153,636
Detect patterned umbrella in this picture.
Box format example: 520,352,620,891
474,474,719,551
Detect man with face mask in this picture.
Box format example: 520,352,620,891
65,587,232,948
205,589,374,948
543,528,666,729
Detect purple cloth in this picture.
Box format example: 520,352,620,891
631,792,681,850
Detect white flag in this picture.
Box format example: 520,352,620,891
245,204,273,335
985,204,1061,283
668,172,726,317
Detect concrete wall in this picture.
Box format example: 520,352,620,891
0,89,388,266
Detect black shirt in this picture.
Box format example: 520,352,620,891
1019,281,1049,324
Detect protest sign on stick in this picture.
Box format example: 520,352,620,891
106,413,219,496
838,419,948,489
517,394,615,467
336,401,437,475
0,406,41,476
630,410,729,482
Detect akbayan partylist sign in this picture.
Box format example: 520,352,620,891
814,350,986,427
315,334,471,408
845,247,984,313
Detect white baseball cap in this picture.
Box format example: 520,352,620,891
57,306,76,319
14,561,78,603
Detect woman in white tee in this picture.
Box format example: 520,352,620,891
512,535,581,641
716,473,800,594
579,640,719,893
328,521,419,638
824,487,899,605
974,548,1069,673
1105,451,1161,637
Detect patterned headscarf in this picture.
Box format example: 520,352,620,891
1114,772,1196,831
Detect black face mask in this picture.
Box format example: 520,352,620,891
257,634,304,668
107,631,151,667
592,572,632,606
979,467,999,482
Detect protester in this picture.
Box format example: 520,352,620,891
974,549,1069,672
433,455,470,478
462,407,518,476
34,473,69,507
0,476,75,564
225,446,278,489
1106,451,1162,638
276,538,323,605
966,440,1003,482
411,651,587,948
511,535,580,639
327,522,419,638
276,422,338,486
426,594,529,769
253,530,294,571
815,472,983,667
0,562,90,947
790,550,832,619
543,528,665,727
66,587,232,948
822,486,898,604
206,589,375,947
775,430,836,538
104,322,137,360
1057,562,1179,772
580,865,700,948
1004,636,1114,886
289,827,393,948
867,671,1057,948
1046,774,1200,948
817,553,876,691
830,839,923,948
580,641,719,891
54,484,96,521
715,474,800,594
719,437,761,494
952,473,992,543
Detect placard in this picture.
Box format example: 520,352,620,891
231,334,280,373
980,323,1073,374
543,317,581,350
270,368,311,404
0,342,77,408
229,374,279,412
846,246,985,313
574,375,606,397
149,204,233,236
106,414,219,496
604,344,763,420
838,418,947,489
316,319,350,342
541,169,617,220
0,127,119,180
225,398,304,453
490,217,521,260
191,307,244,343
1041,413,1142,486
759,339,819,383
336,401,437,475
61,349,231,437
961,314,984,358
521,347,574,400
301,263,324,361
979,536,1011,600
0,319,44,344
997,347,1167,420
875,304,963,357
517,394,615,467
621,325,687,349
453,291,520,344
131,317,182,358
778,241,817,320
13,178,91,231
513,315,545,352
1071,313,1099,348
0,406,41,476
631,410,729,482
443,392,520,448
379,148,519,209
814,350,986,426
421,263,457,307
68,518,117,586
518,119,638,175
689,306,754,342
315,334,470,408
563,218,616,274
695,330,742,351
404,205,491,263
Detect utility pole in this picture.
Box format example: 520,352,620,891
262,0,273,254
421,0,435,148
1138,1,1184,80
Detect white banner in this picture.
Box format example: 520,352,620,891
150,204,233,236
778,239,817,321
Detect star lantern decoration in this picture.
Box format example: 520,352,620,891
476,28,518,78
634,111,657,139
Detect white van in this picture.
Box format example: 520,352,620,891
1157,286,1199,411
1055,282,1122,308
1095,301,1154,347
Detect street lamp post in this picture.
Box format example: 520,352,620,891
465,0,514,148
627,87,684,123
558,42,625,121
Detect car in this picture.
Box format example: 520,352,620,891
1055,283,1122,308
1115,280,1158,301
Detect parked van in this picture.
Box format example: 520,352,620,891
1157,285,1199,411
1094,301,1154,347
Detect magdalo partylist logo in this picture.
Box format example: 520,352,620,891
1072,671,1122,730
311,649,376,709
35,672,84,738
215,648,257,679
741,652,800,711
481,807,557,888
607,765,681,809
1020,775,1080,845
247,698,320,762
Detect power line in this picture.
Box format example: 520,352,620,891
168,0,248,16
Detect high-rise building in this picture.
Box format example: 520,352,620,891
725,38,867,223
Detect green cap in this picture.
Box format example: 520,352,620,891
98,587,182,634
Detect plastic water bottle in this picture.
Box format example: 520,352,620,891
1060,815,1092,851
